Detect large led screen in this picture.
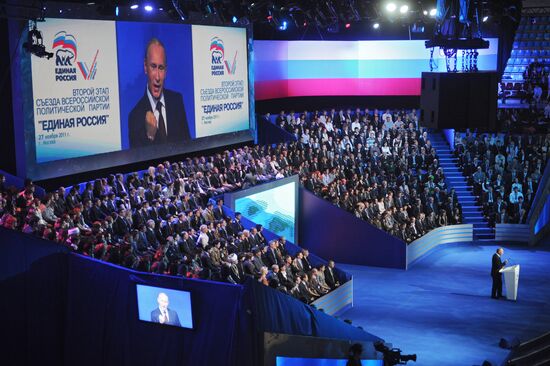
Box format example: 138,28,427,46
10,18,254,180
226,175,299,244
254,39,498,99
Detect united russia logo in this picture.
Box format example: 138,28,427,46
210,36,237,76
52,31,99,81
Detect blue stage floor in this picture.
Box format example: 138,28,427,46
340,242,550,366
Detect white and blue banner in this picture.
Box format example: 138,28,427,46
30,18,121,163
192,25,249,138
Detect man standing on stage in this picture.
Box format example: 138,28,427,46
491,247,508,299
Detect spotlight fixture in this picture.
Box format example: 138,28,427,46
373,22,380,29
482,16,489,22
386,3,397,12
232,16,237,23
279,20,287,30
399,5,409,14
144,5,153,12
130,4,139,10
345,23,351,29
429,8,437,17
23,21,53,59
423,10,428,15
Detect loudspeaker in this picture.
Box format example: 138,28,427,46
420,71,498,130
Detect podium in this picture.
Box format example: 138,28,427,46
499,265,520,301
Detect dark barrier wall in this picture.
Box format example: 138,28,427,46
0,227,379,366
0,228,69,366
256,115,297,146
0,228,245,366
63,256,245,366
299,188,407,269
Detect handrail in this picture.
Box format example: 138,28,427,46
407,224,474,268
527,157,550,223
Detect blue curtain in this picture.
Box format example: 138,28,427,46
0,227,379,366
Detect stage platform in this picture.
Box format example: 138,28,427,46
340,242,550,366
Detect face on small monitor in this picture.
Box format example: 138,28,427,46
136,284,193,329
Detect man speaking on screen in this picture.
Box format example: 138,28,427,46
129,38,190,148
150,292,182,326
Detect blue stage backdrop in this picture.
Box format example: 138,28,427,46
299,188,407,269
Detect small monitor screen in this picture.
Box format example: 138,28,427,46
235,181,296,241
136,284,193,329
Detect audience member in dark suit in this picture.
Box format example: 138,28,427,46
129,38,190,148
324,260,340,289
491,247,508,299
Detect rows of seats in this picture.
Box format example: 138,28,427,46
454,131,549,226
269,108,462,244
0,147,344,305
503,12,550,81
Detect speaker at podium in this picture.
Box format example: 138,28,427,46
500,264,520,301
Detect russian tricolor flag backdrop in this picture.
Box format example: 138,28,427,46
254,39,498,100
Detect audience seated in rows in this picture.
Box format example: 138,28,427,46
273,108,461,243
0,156,340,305
454,131,550,226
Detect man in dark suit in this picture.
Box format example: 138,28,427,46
324,260,340,289
129,38,190,148
150,292,181,326
491,247,508,299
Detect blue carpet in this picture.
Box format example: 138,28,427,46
339,242,550,366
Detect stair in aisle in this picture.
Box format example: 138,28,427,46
429,132,495,240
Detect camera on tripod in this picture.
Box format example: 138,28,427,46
374,341,417,365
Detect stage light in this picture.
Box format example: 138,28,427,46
130,4,139,10
279,21,288,31
483,16,489,22
423,10,428,15
115,6,119,16
232,16,238,23
144,5,153,12
386,3,397,12
373,22,380,29
429,8,437,16
399,5,409,14
345,23,351,29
